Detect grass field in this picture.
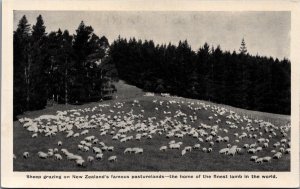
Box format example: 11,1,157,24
13,81,291,171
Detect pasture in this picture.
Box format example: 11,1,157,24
13,82,291,171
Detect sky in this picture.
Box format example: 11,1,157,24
14,11,290,59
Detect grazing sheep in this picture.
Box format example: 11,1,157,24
108,156,117,162
135,148,143,154
160,146,167,151
255,158,264,164
256,147,263,152
250,156,258,161
32,133,38,138
243,144,249,148
76,159,85,167
38,152,48,159
54,154,63,160
263,156,272,162
227,145,238,156
87,156,94,162
83,146,89,152
58,141,62,146
219,148,229,155
73,133,80,137
193,144,201,149
108,146,114,152
273,152,282,159
23,152,30,159
124,148,133,154
96,153,103,160
184,146,192,152
181,149,186,156
263,143,269,148
202,147,207,153
247,148,257,154
285,148,291,154
208,148,213,153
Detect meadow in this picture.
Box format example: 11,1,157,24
13,81,291,171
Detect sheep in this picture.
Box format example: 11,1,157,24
285,148,291,154
208,148,213,153
73,133,80,137
169,143,181,149
193,144,201,149
223,136,230,142
38,151,48,159
256,147,263,152
263,143,269,148
92,147,102,154
124,148,133,154
255,158,264,164
32,133,38,138
184,146,192,152
181,149,186,156
273,152,282,159
54,154,63,160
160,146,167,151
23,152,30,159
57,141,62,146
243,144,249,148
108,146,114,152
279,147,285,153
108,156,117,162
247,148,257,154
80,129,89,135
83,146,89,152
87,156,94,162
250,156,258,161
76,159,85,167
263,156,272,162
135,148,143,154
227,145,238,156
202,147,207,153
219,148,229,155
209,141,214,146
96,153,103,160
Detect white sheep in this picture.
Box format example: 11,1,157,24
193,144,201,149
247,148,257,154
263,156,271,162
124,148,133,154
108,155,117,162
108,146,114,152
23,152,30,159
160,146,167,151
219,148,229,155
181,149,186,156
96,153,103,160
32,133,38,138
255,158,264,164
87,156,94,162
250,156,258,161
76,159,85,167
38,151,48,159
202,147,207,153
285,148,291,154
54,154,63,160
57,141,62,146
273,152,282,159
184,146,192,152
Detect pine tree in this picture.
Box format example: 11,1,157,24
13,15,31,117
239,38,247,54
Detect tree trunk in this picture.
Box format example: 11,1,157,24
25,54,32,110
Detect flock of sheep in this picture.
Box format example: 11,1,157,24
15,94,291,169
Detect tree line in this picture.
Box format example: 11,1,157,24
110,37,290,115
14,14,291,117
14,15,117,118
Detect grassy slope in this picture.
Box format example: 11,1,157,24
13,80,290,171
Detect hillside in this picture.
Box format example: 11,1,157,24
13,81,290,171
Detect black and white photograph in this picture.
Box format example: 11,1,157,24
2,0,300,188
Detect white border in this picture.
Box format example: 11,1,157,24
2,0,300,188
